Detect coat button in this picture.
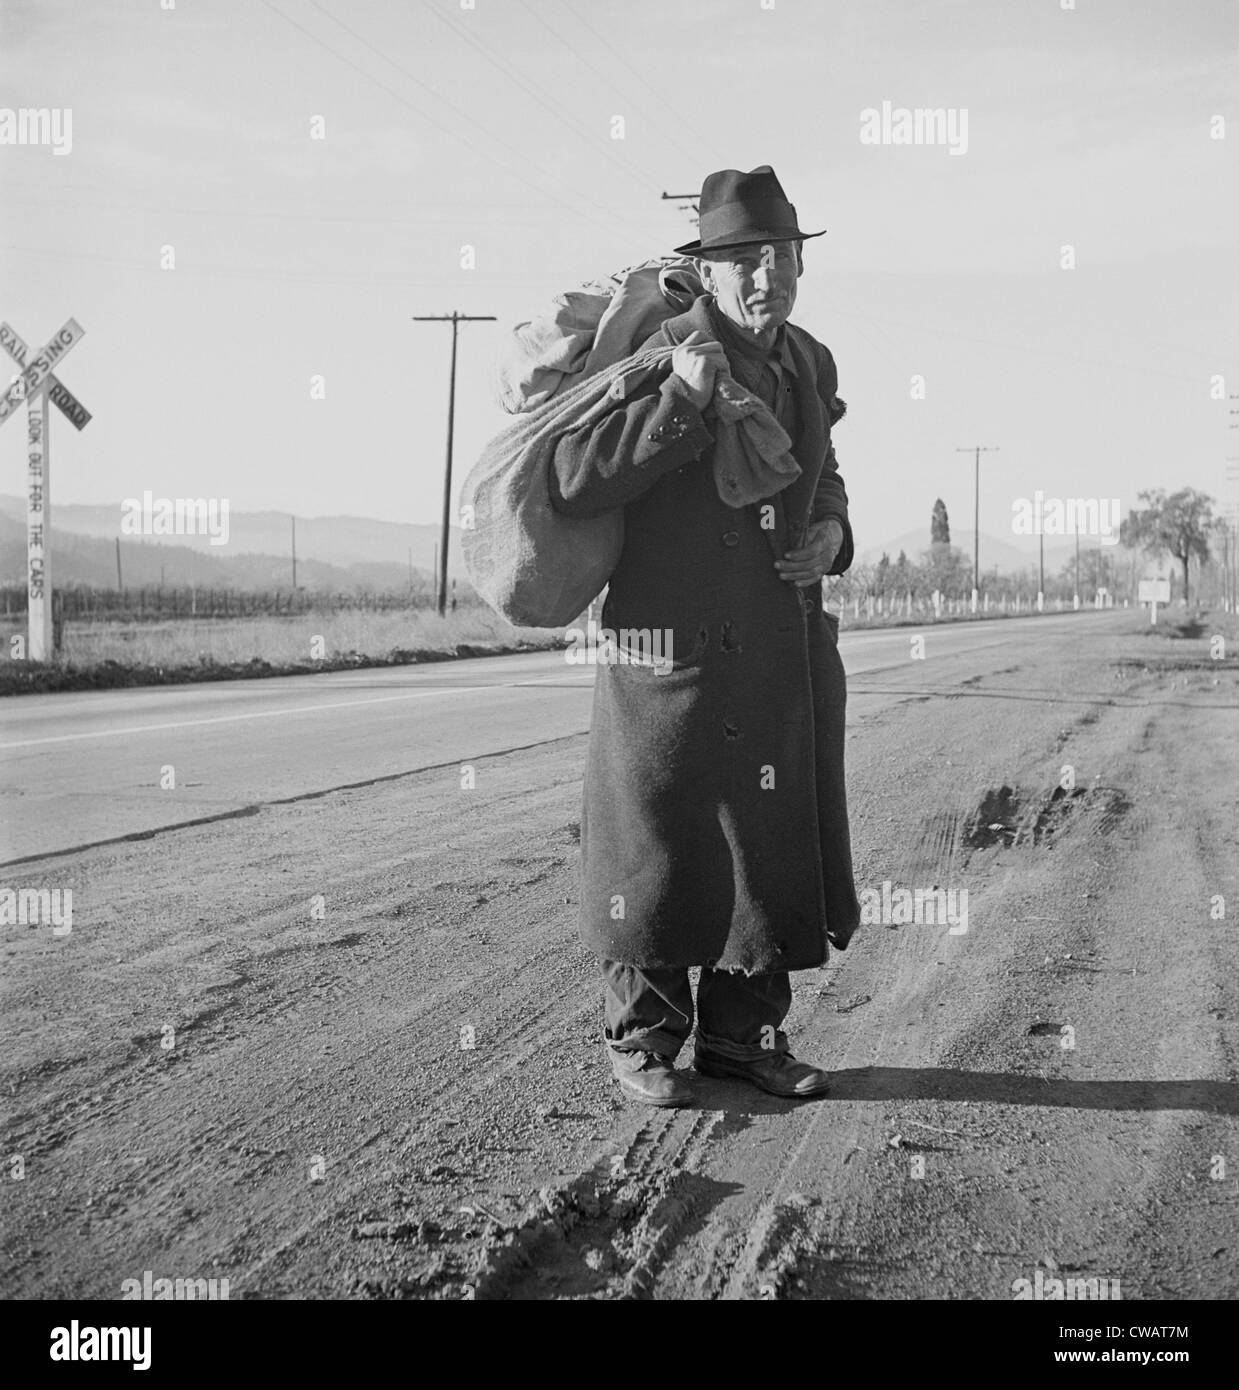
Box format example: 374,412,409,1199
722,531,739,547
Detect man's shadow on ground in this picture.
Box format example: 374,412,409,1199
688,1066,1239,1116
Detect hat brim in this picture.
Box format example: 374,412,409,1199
673,227,827,257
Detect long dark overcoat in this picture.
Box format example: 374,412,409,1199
548,293,861,974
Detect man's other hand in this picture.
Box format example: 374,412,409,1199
776,518,845,587
671,329,728,410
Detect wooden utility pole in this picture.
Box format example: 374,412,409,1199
291,514,297,590
661,191,701,223
115,537,122,589
1039,528,1045,607
1233,506,1239,614
955,445,999,602
413,312,496,616
1227,459,1239,612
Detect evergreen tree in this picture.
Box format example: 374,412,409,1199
931,498,950,546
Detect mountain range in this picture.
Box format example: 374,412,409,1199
0,494,1103,593
0,495,464,593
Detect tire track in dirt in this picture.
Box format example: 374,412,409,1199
633,622,1239,1299
467,1107,733,1299
798,641,1238,1299
644,662,1085,1298
2,752,603,1298
5,614,1235,1299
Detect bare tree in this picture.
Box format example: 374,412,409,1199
1120,488,1215,606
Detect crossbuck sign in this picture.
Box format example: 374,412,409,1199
0,318,90,660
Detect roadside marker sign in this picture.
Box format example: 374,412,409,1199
1138,577,1170,625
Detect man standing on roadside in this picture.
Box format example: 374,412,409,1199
549,166,861,1106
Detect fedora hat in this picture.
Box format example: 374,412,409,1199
673,164,825,256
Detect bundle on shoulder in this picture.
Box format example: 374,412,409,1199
491,257,703,415
462,258,702,628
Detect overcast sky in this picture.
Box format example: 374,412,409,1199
2,0,1236,557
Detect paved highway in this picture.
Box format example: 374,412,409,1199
0,612,1118,863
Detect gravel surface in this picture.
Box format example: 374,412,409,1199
3,609,1236,1300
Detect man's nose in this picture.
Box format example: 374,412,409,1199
752,266,773,291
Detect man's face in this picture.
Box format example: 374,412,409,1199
697,240,803,336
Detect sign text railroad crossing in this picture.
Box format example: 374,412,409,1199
0,318,91,661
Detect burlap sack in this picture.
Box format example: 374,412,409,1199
462,346,676,628
492,258,702,414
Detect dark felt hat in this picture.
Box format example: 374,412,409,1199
673,164,825,256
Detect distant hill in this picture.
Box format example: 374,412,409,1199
0,495,467,593
0,494,1117,595
0,513,444,594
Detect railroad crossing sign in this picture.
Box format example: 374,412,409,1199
0,318,89,660
1,321,91,430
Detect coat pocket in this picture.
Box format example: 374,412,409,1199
595,614,711,674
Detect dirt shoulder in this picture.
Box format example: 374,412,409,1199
0,635,562,697
2,610,1236,1299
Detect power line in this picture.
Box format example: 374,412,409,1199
826,304,1211,385
3,244,1218,387
2,244,1218,388
254,0,650,248
512,0,715,177
254,0,485,157
302,0,655,243
551,0,733,168
0,243,559,290
0,180,648,218
414,0,667,204
1,190,645,228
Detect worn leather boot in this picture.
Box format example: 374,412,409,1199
609,1049,694,1107
694,1048,831,1098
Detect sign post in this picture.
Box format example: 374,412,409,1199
26,386,50,658
1138,578,1170,625
0,318,90,661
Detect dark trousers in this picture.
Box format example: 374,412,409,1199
601,959,792,1063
